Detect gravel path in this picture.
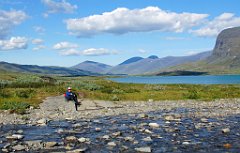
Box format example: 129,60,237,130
0,96,240,124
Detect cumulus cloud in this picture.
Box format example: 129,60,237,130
53,41,78,50
32,38,44,45
60,48,117,56
191,13,240,37
0,37,28,51
0,10,28,38
82,48,117,56
59,48,81,56
33,45,46,51
42,0,77,17
65,6,208,37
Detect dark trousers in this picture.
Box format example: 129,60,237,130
65,94,79,111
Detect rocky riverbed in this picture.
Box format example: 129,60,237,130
0,96,239,152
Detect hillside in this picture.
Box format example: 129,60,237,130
71,61,112,74
157,27,240,75
0,61,96,76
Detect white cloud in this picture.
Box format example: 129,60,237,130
65,6,208,37
82,48,117,56
60,48,81,56
191,13,240,37
42,0,77,17
33,45,46,51
138,49,147,54
32,38,44,44
0,10,28,38
0,37,28,51
53,41,78,50
165,37,187,40
33,26,46,34
60,48,117,56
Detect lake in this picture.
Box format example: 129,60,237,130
108,75,240,84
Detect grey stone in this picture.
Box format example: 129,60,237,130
66,136,78,141
107,142,117,147
45,142,57,148
25,140,43,150
102,135,110,140
95,127,101,132
66,147,88,153
36,118,48,126
78,137,87,143
124,136,135,141
12,144,25,151
135,147,152,152
149,123,160,128
222,128,230,133
142,136,152,142
138,114,148,118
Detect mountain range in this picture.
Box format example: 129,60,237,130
1,26,240,76
158,26,240,74
0,61,96,76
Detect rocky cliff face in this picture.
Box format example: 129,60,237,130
210,27,240,59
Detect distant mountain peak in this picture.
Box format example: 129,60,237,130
148,55,159,59
119,56,144,65
83,60,98,64
72,60,112,74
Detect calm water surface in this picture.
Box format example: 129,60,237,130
108,75,240,84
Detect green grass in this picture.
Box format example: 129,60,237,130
1,72,240,113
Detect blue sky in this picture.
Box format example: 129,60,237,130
0,0,240,67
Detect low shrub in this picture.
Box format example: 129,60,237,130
0,101,30,114
15,89,36,98
185,89,200,99
111,95,120,101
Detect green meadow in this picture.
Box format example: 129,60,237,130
1,71,240,113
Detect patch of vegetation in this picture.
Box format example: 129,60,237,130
0,101,30,114
1,71,240,113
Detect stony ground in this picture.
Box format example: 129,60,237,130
0,96,239,152
0,96,240,125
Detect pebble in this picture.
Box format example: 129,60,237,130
144,129,153,134
142,136,152,142
65,136,78,141
102,135,110,140
107,142,117,147
138,114,148,118
135,147,152,152
6,134,24,140
36,118,48,126
112,131,121,137
149,123,160,128
95,127,101,132
124,136,135,141
45,142,57,148
78,137,87,143
12,144,25,151
182,142,190,145
222,128,230,133
66,147,88,153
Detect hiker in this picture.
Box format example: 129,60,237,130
64,87,80,111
